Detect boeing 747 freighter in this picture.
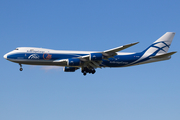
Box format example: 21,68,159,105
4,32,176,75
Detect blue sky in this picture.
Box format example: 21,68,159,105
0,0,180,120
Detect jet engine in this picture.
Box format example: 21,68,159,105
64,67,77,72
89,53,103,61
67,58,81,66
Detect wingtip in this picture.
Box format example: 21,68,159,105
132,42,139,45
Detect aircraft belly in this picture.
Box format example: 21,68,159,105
8,59,66,66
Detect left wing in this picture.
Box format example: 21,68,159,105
104,42,139,54
79,42,139,60
53,42,139,68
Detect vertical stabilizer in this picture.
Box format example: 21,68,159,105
127,32,176,66
143,32,175,55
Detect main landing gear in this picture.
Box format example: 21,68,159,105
19,63,23,71
82,67,96,76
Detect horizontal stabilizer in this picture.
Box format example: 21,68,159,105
150,51,177,59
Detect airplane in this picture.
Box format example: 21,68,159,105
3,32,176,76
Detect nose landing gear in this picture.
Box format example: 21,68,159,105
19,63,23,71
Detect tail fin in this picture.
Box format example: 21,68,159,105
143,32,175,55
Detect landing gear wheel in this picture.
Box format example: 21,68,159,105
92,69,96,74
83,72,87,76
19,64,23,71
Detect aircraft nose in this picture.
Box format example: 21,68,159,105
3,54,7,59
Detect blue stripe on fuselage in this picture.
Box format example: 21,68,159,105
7,52,147,67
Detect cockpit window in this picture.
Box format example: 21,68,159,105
15,48,19,50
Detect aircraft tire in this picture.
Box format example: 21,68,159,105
92,69,96,74
83,72,87,76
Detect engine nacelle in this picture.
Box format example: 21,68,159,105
90,53,103,61
67,58,81,66
64,67,76,72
